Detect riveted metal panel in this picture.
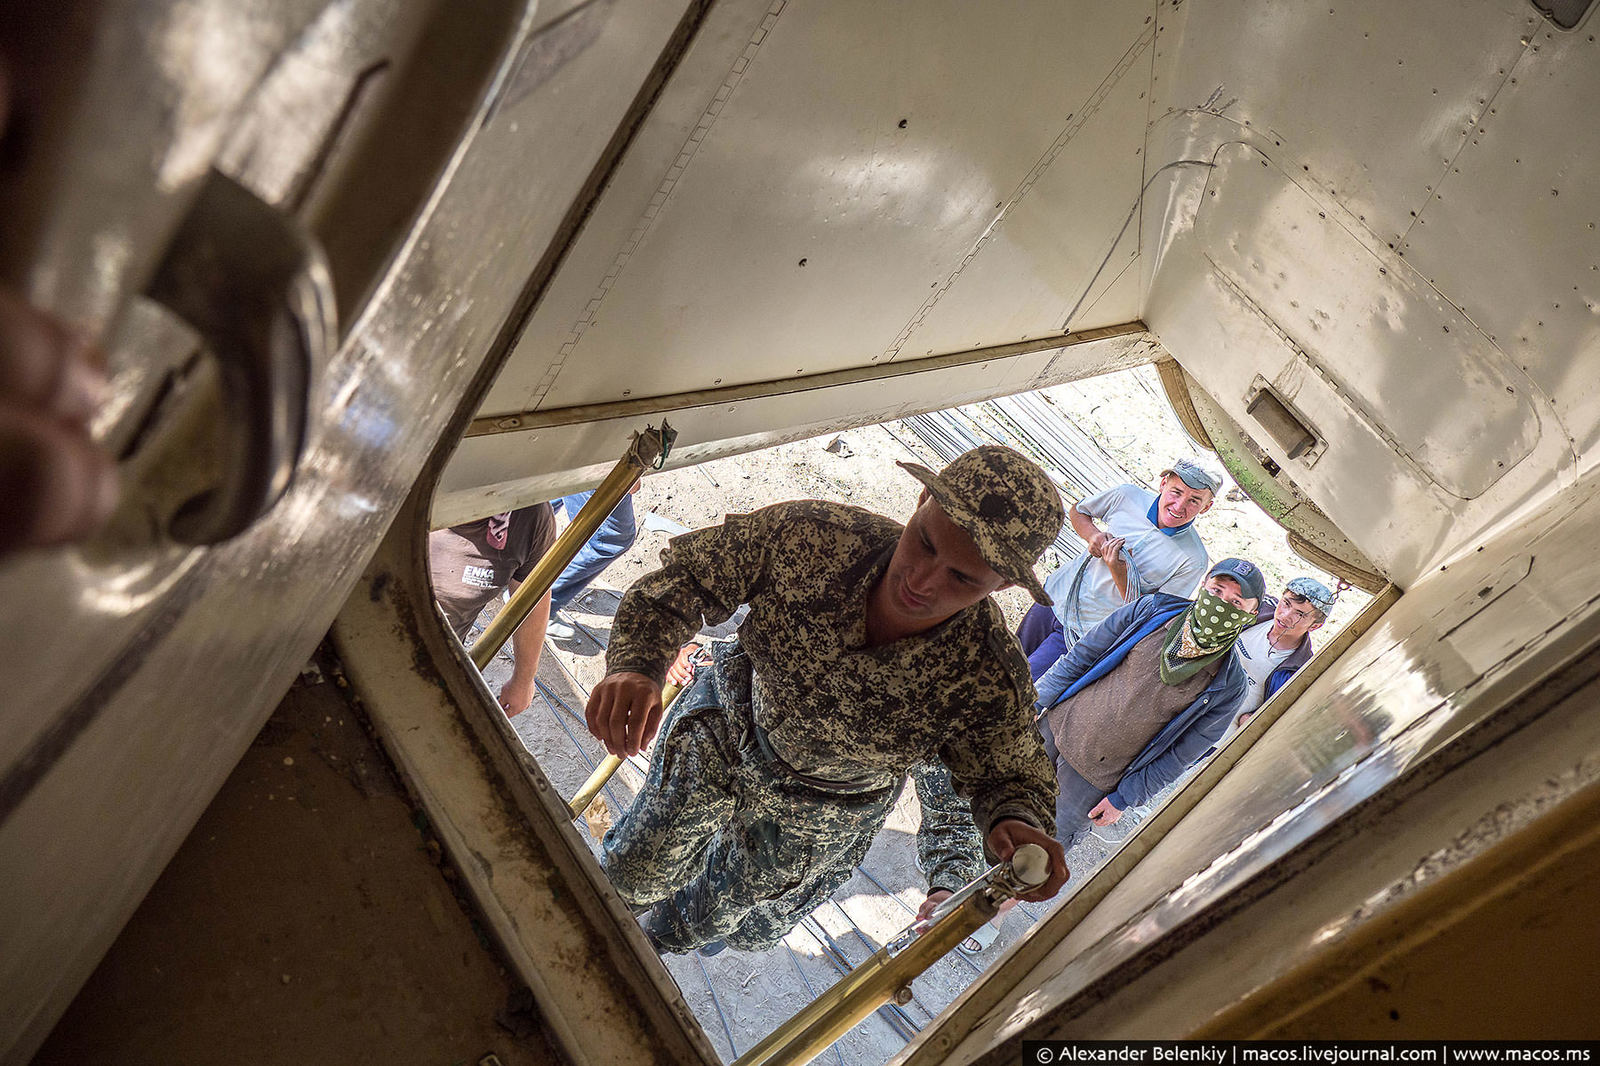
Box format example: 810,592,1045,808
1396,25,1600,463
500,0,1161,416
1148,0,1531,256
1194,142,1540,499
473,0,783,418
895,11,1153,355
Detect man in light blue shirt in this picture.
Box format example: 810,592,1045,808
1017,458,1222,678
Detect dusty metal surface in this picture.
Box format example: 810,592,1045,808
34,675,563,1066
1195,758,1600,1037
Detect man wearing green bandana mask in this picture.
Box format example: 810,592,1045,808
1031,558,1265,849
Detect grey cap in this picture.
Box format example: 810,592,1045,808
1207,557,1266,604
1284,576,1336,615
898,446,1064,605
1160,457,1224,496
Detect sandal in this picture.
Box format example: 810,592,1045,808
960,920,1001,953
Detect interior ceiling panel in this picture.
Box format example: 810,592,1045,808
1155,0,1531,251
894,14,1152,356
475,0,781,418
1194,143,1541,501
1133,0,1592,583
486,0,1157,417
1395,25,1600,465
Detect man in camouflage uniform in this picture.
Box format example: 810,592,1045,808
585,446,1070,953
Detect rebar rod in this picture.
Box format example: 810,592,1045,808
777,941,851,1062
568,614,608,649
781,944,846,1066
825,900,927,1030
535,678,651,778
697,952,739,1058
534,680,626,814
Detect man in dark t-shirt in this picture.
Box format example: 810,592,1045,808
429,503,557,716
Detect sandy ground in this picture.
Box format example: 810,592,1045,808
465,365,1369,1064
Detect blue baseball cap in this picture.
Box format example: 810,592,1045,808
1207,557,1266,603
1284,577,1335,615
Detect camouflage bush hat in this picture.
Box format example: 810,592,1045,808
897,445,1064,604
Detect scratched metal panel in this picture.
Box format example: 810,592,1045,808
894,10,1152,356
499,0,1160,415
1129,0,1592,584
1070,244,1144,333
1142,134,1577,584
1149,0,1531,255
1395,25,1600,464
1141,150,1456,583
1194,142,1541,499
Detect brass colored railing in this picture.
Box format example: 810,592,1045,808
732,844,1051,1066
469,423,675,670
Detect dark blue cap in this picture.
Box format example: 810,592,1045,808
1207,557,1266,603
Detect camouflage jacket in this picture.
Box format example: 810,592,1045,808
607,500,1058,853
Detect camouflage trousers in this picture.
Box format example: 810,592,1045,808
602,642,900,953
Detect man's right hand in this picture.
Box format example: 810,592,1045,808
585,671,664,757
1096,535,1125,564
986,818,1069,903
1086,796,1123,826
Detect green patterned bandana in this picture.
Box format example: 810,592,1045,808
1158,589,1258,685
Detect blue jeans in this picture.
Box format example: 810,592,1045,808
549,491,639,612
